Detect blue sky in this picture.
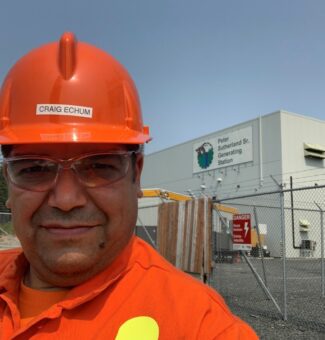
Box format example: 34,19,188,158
1,0,324,153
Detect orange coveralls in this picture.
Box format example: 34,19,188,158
0,236,258,339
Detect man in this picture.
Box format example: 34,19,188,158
0,32,258,339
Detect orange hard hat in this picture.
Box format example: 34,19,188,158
0,32,151,145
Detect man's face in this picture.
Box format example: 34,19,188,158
5,143,143,288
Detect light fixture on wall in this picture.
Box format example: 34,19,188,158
186,189,195,198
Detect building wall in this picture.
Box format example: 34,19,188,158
279,113,325,257
280,112,325,187
142,141,197,194
143,111,285,198
141,111,325,258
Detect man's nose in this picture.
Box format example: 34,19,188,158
47,168,88,211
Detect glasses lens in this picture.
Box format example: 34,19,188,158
6,158,58,191
75,153,130,187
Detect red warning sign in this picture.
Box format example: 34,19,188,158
232,214,252,251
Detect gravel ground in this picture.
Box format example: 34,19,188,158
235,311,325,340
212,257,325,339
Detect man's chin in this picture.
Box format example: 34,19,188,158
39,250,105,282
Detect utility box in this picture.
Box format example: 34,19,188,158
301,240,316,250
300,240,316,257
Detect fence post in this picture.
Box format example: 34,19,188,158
271,175,288,321
314,202,324,298
280,189,288,320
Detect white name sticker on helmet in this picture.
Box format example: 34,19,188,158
36,104,93,118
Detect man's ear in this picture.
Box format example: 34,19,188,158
5,197,11,210
134,153,144,198
137,189,143,198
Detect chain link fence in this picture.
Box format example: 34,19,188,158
212,184,325,334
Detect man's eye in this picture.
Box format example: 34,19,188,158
90,162,118,170
18,165,51,176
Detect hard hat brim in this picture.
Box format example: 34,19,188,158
0,124,151,145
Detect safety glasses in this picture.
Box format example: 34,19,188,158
4,150,138,192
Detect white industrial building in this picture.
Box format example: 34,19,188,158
141,111,325,258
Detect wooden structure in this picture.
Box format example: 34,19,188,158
157,197,212,277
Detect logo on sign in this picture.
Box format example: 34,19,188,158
196,142,214,169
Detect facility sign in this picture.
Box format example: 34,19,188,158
232,213,252,251
193,126,253,173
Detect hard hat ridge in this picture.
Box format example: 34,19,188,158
58,32,77,80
